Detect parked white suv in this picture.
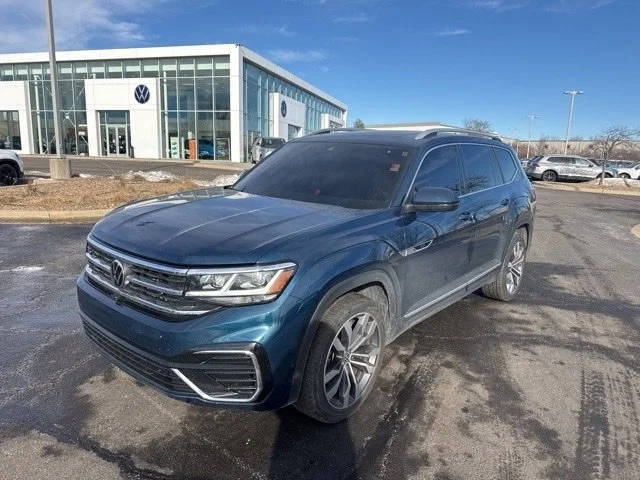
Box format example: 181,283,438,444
616,162,640,180
525,155,617,182
0,149,23,186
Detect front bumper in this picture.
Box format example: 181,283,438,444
77,273,315,410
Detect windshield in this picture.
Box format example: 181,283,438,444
262,138,285,148
234,140,414,209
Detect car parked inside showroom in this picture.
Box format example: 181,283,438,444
78,127,535,423
0,149,23,186
525,155,617,182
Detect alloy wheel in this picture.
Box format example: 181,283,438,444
323,312,381,410
506,240,525,294
542,171,556,182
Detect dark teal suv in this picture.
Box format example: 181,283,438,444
78,128,535,423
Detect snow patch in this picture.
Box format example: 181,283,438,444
194,175,239,187
117,170,180,182
586,178,640,188
0,266,44,274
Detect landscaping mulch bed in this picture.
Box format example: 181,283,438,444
0,175,217,211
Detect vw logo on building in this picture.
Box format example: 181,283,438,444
280,100,287,118
134,84,150,104
111,260,126,288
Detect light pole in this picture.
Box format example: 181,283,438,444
44,0,70,178
563,90,583,155
526,114,539,159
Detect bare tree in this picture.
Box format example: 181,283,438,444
352,118,365,129
590,126,640,184
463,118,492,133
535,135,550,156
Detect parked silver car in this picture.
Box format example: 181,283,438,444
616,162,640,180
250,136,286,164
525,155,617,182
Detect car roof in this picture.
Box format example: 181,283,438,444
293,128,508,150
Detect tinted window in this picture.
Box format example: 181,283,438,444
414,145,461,194
493,148,518,182
548,157,574,164
574,158,591,166
459,145,500,193
234,141,414,209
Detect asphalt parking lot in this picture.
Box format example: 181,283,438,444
1,187,639,480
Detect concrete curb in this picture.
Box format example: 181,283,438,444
0,209,109,223
632,224,640,240
534,182,640,197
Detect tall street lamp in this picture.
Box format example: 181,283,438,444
526,114,539,159
44,0,70,178
563,90,583,155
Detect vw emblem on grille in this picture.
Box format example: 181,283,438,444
111,260,126,288
134,84,150,104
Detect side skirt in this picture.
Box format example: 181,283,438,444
386,266,500,345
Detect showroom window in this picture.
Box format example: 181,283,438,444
159,56,231,160
0,111,21,150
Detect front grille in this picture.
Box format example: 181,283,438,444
82,319,196,397
82,319,262,403
85,239,219,317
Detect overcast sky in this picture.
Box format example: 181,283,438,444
2,0,639,139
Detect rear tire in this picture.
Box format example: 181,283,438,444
0,163,19,186
541,170,557,182
619,173,630,179
482,228,528,302
296,293,386,423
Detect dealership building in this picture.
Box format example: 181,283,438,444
0,44,347,162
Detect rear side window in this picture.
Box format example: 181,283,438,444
548,157,573,164
493,148,518,182
414,145,461,194
459,144,500,193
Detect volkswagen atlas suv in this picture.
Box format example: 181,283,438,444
78,128,535,423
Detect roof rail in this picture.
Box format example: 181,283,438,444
307,128,363,136
414,127,503,142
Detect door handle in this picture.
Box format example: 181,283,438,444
459,212,475,223
500,198,509,206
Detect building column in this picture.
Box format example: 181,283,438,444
229,45,244,162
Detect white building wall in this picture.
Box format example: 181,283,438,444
271,93,306,140
84,78,161,158
229,45,244,163
0,81,32,154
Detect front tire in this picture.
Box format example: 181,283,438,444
482,228,528,302
619,173,630,179
0,163,19,186
296,293,385,423
541,170,557,182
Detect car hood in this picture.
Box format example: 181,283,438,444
91,188,366,266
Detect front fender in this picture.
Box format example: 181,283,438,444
286,242,401,404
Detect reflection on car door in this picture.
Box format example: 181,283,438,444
458,144,509,276
574,158,596,179
396,145,475,319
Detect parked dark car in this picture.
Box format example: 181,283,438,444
78,128,535,422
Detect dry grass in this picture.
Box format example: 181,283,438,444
0,176,204,211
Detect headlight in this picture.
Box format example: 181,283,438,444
185,263,296,306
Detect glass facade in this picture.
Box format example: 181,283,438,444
159,56,231,160
0,56,231,159
0,110,21,149
243,61,344,161
0,51,345,161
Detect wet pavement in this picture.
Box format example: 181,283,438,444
1,188,639,480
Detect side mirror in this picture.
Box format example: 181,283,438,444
404,186,459,213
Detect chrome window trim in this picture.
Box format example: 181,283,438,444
404,263,501,318
171,349,263,403
402,142,518,208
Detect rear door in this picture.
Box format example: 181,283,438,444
458,144,508,275
574,158,597,179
